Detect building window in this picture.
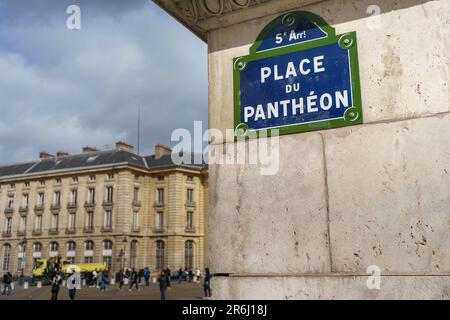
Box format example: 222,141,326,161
70,189,78,205
187,189,194,202
33,243,42,255
85,212,94,229
51,214,59,229
89,175,96,181
55,178,62,185
67,241,76,251
155,211,164,230
39,180,45,187
106,187,113,203
187,175,193,182
87,188,95,204
34,215,42,231
22,194,29,208
156,241,165,270
50,242,59,252
33,242,42,265
157,175,164,181
37,193,45,206
9,184,15,190
3,218,12,233
130,240,138,269
72,177,78,183
157,188,164,204
104,211,112,229
107,173,114,180
85,240,94,251
133,187,140,203
7,195,14,209
132,212,139,231
19,216,27,232
24,182,30,188
2,244,11,271
68,213,76,230
53,191,61,206
185,241,194,270
84,256,93,263
67,257,75,264
103,240,113,250
134,175,140,181
103,256,112,269
187,211,194,230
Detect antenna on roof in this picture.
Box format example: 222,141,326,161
137,105,141,156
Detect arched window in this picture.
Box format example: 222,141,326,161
32,242,42,265
2,244,11,271
103,240,113,270
156,240,165,270
84,240,94,263
130,240,138,269
50,242,59,252
66,241,76,264
185,240,194,269
103,240,113,250
33,243,42,253
67,241,76,251
85,240,94,251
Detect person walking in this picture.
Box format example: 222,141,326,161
50,272,62,300
158,271,169,300
1,272,12,296
177,267,183,284
67,271,78,300
144,267,150,286
204,268,212,299
116,269,124,290
100,271,108,292
128,268,139,291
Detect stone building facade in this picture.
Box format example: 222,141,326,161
0,142,208,275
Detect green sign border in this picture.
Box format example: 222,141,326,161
233,11,363,138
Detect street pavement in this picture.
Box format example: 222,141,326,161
0,280,205,300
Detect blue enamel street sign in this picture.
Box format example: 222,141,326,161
233,11,363,137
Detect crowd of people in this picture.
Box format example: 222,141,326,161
1,267,212,300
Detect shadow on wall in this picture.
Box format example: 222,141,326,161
207,0,438,52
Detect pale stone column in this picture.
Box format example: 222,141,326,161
155,0,450,299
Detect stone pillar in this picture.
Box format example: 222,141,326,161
156,0,450,299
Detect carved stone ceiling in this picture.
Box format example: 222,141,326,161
154,0,322,41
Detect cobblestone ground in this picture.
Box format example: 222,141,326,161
0,281,205,300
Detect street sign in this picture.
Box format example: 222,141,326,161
233,11,362,137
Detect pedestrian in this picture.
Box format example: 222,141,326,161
204,268,212,298
128,268,139,291
177,267,183,284
158,271,169,300
195,268,201,282
50,272,62,300
1,271,12,296
67,271,78,300
188,268,193,282
144,267,150,286
100,270,108,292
116,269,124,290
165,267,171,288
96,270,102,288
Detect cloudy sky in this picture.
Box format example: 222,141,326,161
0,0,207,164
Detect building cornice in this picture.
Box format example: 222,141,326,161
153,0,324,41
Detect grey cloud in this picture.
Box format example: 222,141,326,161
0,0,207,164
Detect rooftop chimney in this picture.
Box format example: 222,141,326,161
82,146,99,153
115,141,134,153
39,151,54,160
56,151,69,157
154,144,172,160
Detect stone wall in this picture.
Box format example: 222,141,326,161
206,0,450,299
